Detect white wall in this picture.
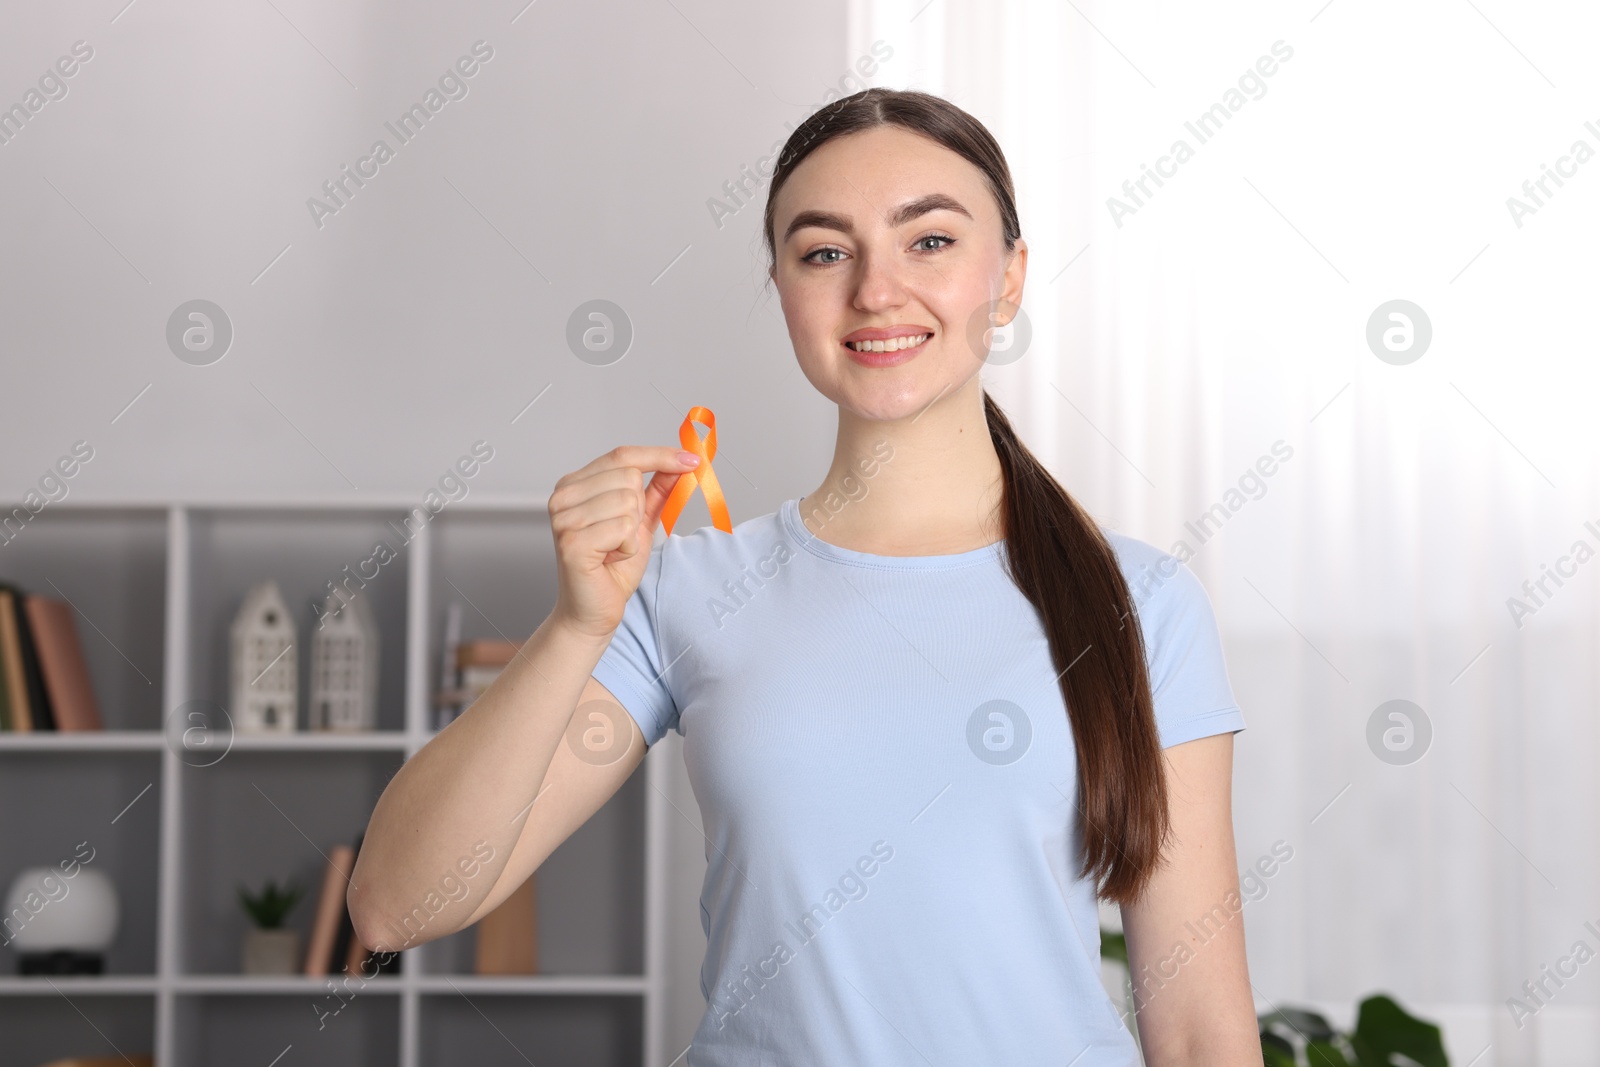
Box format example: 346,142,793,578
0,0,871,510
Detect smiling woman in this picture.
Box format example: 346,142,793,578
351,87,1259,1067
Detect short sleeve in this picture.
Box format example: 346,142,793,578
1139,561,1246,749
590,538,681,746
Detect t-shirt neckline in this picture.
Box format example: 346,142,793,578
781,497,1006,570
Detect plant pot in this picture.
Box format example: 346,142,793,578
241,927,300,975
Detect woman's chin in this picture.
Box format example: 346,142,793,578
830,381,961,424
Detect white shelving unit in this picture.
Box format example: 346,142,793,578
0,500,669,1067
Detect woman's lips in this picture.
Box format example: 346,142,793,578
842,332,931,367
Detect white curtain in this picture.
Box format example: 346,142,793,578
849,2,1600,1064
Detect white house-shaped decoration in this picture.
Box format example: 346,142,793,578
229,580,297,734
310,593,379,732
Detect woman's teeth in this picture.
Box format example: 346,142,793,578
847,333,930,353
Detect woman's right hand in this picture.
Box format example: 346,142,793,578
548,446,702,642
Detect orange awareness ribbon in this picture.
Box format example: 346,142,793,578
660,406,732,535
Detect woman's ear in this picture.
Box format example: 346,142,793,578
1000,237,1028,317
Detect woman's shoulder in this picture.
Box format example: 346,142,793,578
1097,525,1243,739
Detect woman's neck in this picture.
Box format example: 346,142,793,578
797,382,1006,556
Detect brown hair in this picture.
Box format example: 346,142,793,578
762,88,1169,904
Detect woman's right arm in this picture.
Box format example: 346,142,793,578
346,444,701,954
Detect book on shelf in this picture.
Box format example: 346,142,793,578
329,833,365,975
329,875,356,978
0,583,103,732
1,584,50,730
302,833,400,979
0,634,8,731
303,844,357,976
342,832,399,977
457,639,523,668
433,632,526,729
25,595,103,731
0,587,29,732
474,872,538,975
12,586,56,731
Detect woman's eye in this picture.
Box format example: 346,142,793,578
801,235,952,265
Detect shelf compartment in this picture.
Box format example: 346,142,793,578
426,509,557,730
172,991,398,1067
176,748,403,976
185,508,412,733
0,506,167,730
0,750,161,975
420,992,642,1067
0,992,155,1065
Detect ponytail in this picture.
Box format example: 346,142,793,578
985,392,1169,903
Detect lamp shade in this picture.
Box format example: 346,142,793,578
3,866,119,953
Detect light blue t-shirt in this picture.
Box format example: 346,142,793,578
591,496,1246,1066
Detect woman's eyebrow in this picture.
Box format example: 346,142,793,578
783,193,972,242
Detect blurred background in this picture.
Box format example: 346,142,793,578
2,0,1597,1064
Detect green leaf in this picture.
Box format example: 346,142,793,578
1349,994,1449,1067
1260,1007,1338,1045
237,879,304,929
1098,927,1128,966
1261,1032,1297,1067
1307,1040,1356,1067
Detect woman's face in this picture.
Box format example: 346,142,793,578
769,124,1027,423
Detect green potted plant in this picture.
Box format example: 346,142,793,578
238,878,304,975
1259,996,1448,1067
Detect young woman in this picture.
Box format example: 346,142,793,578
351,88,1260,1064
